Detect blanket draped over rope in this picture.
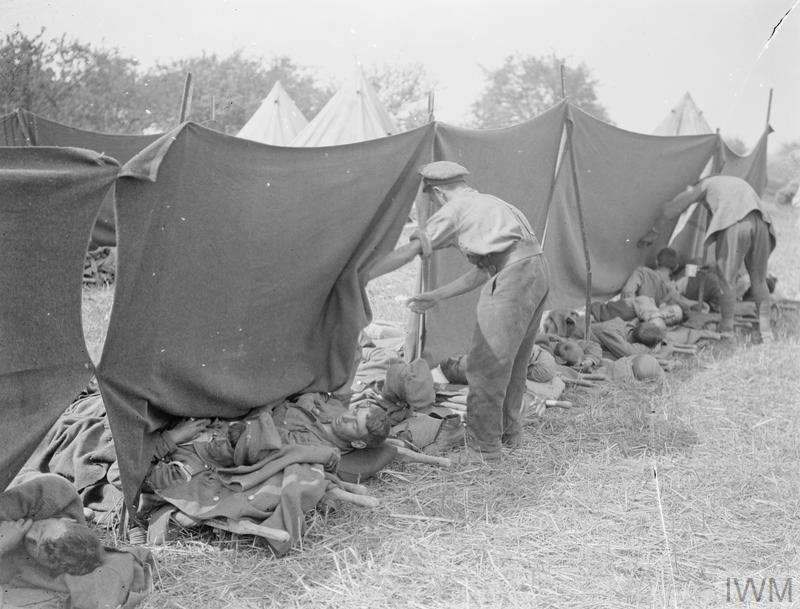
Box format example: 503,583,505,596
0,147,118,491
1,104,770,513
98,123,435,510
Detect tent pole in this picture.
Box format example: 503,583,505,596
408,184,430,362
408,92,436,360
539,122,567,247
15,108,34,146
564,112,593,338
179,72,194,123
541,68,570,245
712,128,725,174
697,129,724,307
560,69,592,336
765,88,773,127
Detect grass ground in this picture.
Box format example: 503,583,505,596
81,198,800,609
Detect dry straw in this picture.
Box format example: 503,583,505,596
123,337,799,609
84,198,799,608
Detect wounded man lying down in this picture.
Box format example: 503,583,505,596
0,473,152,609
143,395,392,554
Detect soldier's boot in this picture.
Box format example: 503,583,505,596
757,301,775,345
423,414,466,455
439,355,468,385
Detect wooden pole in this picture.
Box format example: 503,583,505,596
564,115,593,339
712,128,725,174
406,90,437,360
543,68,570,246
15,108,34,145
695,128,725,307
413,185,430,361
559,68,592,337
765,88,773,126
178,72,194,123
539,121,567,247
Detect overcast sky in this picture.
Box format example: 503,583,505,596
3,0,798,148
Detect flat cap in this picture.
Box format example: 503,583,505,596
419,161,470,190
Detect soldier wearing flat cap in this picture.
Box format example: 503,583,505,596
367,161,550,462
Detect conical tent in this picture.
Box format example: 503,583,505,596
653,92,713,136
291,67,397,146
655,92,717,262
655,93,771,266
237,81,308,146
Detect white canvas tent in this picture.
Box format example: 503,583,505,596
653,92,713,136
237,81,308,145
655,93,717,260
291,67,397,147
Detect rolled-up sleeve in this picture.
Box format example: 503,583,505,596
421,202,460,250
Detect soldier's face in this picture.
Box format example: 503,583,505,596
24,517,72,561
660,304,683,326
331,404,371,443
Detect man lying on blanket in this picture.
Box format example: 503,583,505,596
144,395,391,555
270,393,390,451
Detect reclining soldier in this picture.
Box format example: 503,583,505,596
0,474,103,580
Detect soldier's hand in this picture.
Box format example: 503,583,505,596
167,418,211,444
407,293,438,314
528,396,547,418
0,519,32,554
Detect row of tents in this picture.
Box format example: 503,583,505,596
237,67,398,147
0,88,770,512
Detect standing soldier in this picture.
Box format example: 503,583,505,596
638,175,775,341
367,161,550,462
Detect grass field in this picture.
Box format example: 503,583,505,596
81,198,800,609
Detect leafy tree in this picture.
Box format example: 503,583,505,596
768,140,800,186
1,27,333,135
1,26,148,132
141,53,333,134
264,56,333,122
470,53,611,128
0,28,53,115
367,62,436,131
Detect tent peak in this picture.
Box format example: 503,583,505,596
237,81,308,145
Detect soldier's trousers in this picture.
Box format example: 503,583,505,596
712,211,772,332
465,254,550,454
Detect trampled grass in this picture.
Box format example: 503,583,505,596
81,200,800,608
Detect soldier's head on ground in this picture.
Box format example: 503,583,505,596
24,517,103,576
633,318,667,347
553,340,584,366
659,303,686,326
331,403,390,449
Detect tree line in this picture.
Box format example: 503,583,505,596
2,27,796,188
0,27,610,135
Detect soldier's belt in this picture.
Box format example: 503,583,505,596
469,238,542,274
